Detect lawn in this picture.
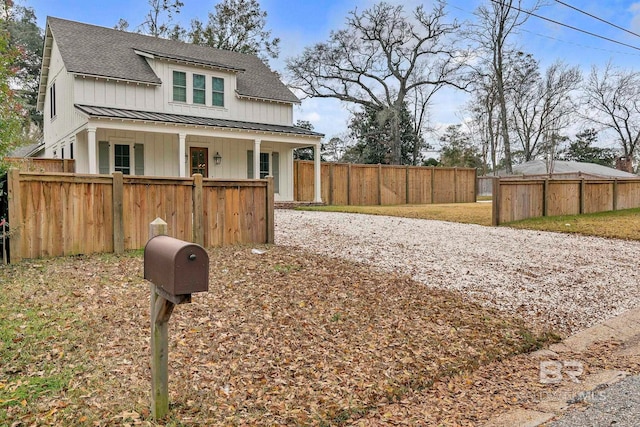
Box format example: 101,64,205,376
0,246,557,426
300,202,494,226
300,204,640,241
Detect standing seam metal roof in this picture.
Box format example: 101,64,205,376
46,17,300,104
75,104,323,138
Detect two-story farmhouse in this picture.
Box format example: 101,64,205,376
37,17,323,202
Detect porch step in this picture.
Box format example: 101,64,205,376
275,201,325,210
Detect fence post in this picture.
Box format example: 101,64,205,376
192,174,204,246
405,166,410,205
112,172,124,254
491,176,500,226
613,179,618,211
329,163,334,206
430,167,435,204
543,179,549,217
148,218,170,420
377,164,382,205
347,163,352,206
579,178,585,214
454,167,458,203
7,168,22,263
266,177,274,244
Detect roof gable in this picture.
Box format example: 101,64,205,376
38,17,299,108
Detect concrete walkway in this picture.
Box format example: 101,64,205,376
484,307,640,427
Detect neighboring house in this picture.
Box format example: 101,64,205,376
36,17,323,202
498,160,637,179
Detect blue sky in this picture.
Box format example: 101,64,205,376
24,0,640,147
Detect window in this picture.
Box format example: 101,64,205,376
49,83,56,119
212,77,224,107
70,142,74,159
259,153,269,179
173,71,186,102
114,144,131,175
193,74,206,105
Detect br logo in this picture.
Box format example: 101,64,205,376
539,360,584,384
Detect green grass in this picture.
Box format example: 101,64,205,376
506,207,640,240
0,264,82,422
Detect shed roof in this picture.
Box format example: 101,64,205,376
75,104,323,138
39,17,299,108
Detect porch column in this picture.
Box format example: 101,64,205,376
178,132,186,177
314,142,322,203
87,126,97,174
253,139,261,179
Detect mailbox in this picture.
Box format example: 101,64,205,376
144,235,209,296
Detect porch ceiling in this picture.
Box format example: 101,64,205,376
74,104,324,139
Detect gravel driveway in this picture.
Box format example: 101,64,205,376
275,210,640,334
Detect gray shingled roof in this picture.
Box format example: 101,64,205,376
75,104,323,138
46,17,299,104
500,160,637,178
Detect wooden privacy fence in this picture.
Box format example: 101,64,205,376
492,177,640,225
4,157,75,173
7,170,274,262
294,161,477,205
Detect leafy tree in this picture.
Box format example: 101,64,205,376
345,104,424,165
287,1,466,165
116,0,185,39
561,129,616,167
0,1,43,128
0,28,26,171
292,120,316,160
189,0,280,61
438,124,483,169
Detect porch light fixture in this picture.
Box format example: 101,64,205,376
213,152,222,165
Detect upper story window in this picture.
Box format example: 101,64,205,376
193,74,206,105
173,71,187,102
49,83,57,119
212,77,224,107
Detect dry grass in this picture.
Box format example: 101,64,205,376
301,204,640,241
301,203,493,226
0,246,557,426
506,207,640,240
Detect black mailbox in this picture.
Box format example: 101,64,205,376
144,235,209,296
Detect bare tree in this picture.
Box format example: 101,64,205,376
510,58,582,161
472,0,542,173
286,1,467,165
583,62,640,172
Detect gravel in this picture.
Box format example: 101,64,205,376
275,210,640,334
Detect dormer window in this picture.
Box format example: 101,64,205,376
193,74,206,105
173,71,186,102
212,77,224,107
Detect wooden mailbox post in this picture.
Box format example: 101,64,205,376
145,218,209,419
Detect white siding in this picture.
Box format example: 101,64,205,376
43,40,78,155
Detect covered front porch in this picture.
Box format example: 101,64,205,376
69,106,323,203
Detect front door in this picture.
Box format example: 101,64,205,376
190,147,208,177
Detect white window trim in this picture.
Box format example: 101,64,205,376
168,67,228,110
109,138,138,176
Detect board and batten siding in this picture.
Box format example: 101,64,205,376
43,40,77,158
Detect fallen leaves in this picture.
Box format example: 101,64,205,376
0,246,565,426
